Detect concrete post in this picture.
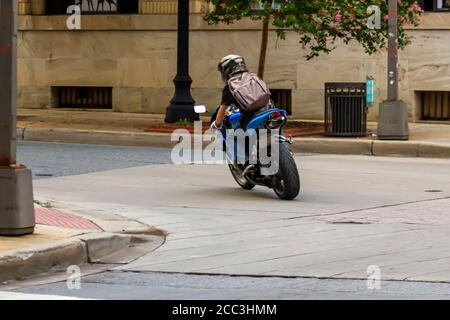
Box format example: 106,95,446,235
0,0,35,236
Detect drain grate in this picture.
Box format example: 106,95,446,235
56,86,112,109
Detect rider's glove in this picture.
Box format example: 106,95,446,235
210,121,222,130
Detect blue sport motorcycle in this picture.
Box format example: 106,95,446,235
200,104,300,200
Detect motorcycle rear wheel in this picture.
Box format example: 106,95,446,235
273,143,300,200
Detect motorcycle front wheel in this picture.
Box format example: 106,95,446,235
228,164,256,190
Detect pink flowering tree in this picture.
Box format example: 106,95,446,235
204,0,423,78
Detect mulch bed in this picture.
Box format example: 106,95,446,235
144,121,324,137
17,116,33,121
284,121,325,137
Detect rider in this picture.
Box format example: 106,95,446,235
211,54,270,129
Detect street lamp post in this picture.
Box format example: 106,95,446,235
165,0,199,123
377,0,409,140
0,0,35,236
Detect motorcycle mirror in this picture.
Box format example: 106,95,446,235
194,105,208,114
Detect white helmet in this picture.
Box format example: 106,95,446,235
218,54,248,82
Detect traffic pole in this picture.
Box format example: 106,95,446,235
377,0,409,140
0,0,35,236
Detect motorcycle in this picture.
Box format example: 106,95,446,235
195,104,300,200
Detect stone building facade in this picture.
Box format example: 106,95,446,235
17,0,450,121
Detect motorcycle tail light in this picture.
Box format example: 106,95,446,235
268,111,283,120
266,117,286,129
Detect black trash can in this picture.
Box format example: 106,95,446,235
324,82,368,137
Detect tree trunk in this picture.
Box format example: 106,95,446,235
258,17,269,79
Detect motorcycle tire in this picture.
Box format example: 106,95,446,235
273,143,300,200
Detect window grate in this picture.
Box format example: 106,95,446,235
271,89,292,116
45,0,139,14
56,87,112,109
421,91,450,120
418,0,450,11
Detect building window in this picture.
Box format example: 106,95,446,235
271,89,292,116
419,0,450,11
45,0,138,15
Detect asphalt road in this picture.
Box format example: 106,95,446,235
9,142,450,300
17,141,172,180
14,271,450,300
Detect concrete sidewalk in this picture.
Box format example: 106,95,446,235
17,109,450,158
0,203,164,284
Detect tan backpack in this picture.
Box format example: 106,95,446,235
228,72,271,113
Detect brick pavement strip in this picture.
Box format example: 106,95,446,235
35,206,102,231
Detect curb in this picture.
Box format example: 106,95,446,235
294,138,450,158
372,140,450,158
77,233,132,263
19,127,176,148
292,138,373,156
18,127,450,159
0,238,87,283
0,232,132,283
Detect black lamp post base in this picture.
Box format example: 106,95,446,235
165,75,199,123
165,103,199,123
